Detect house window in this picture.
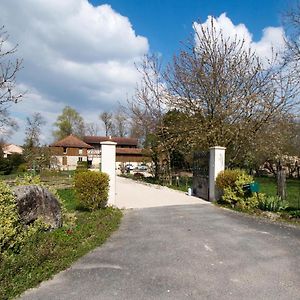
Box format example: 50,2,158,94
78,157,83,162
62,157,67,165
63,147,67,154
79,148,83,155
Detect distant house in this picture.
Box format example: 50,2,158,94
83,136,148,169
50,134,93,170
2,144,23,158
50,134,149,170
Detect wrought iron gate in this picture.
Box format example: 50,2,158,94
192,151,209,200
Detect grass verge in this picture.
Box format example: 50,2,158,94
255,177,300,209
0,188,122,300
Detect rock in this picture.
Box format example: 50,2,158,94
13,185,62,229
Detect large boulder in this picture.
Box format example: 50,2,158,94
13,185,62,229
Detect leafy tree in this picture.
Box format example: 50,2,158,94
53,106,85,140
23,113,46,172
0,26,22,137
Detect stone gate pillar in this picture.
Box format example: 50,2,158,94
100,141,117,206
209,146,226,201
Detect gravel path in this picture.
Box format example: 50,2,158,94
115,176,208,209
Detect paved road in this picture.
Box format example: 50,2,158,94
19,179,300,300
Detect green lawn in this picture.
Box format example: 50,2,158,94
255,177,300,209
0,188,122,300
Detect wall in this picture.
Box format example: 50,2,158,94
50,147,87,156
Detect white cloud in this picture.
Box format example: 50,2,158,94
0,0,148,144
194,13,286,63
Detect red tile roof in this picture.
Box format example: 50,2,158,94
116,148,145,155
83,136,138,146
50,134,93,148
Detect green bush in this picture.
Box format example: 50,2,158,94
0,158,13,175
0,181,48,256
288,210,300,218
133,172,145,179
257,195,288,212
74,171,109,210
216,169,247,190
15,174,42,185
0,181,23,254
216,169,258,209
76,160,88,170
17,163,28,173
8,153,25,171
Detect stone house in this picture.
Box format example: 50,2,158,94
82,136,148,169
50,134,93,170
50,135,149,170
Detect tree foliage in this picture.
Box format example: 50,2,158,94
129,19,299,180
164,20,298,164
53,106,85,140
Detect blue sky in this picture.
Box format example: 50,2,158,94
92,0,288,61
0,0,292,144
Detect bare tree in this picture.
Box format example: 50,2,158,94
163,19,299,165
24,112,47,171
129,19,299,184
0,26,23,136
112,107,128,137
99,112,113,136
283,1,300,64
128,55,175,182
85,122,100,136
24,113,46,148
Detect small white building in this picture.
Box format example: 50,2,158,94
2,144,23,158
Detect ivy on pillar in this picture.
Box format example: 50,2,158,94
100,141,117,206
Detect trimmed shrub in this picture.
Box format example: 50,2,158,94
216,169,248,190
74,171,109,210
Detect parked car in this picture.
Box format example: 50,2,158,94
125,164,134,171
138,164,148,171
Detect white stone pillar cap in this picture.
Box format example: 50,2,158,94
100,141,117,145
209,146,226,150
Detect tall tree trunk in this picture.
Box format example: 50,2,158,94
277,161,286,200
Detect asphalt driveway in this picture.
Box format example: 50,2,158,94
20,200,300,299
